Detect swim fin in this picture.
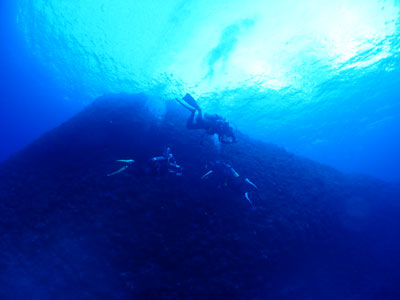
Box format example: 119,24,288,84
183,93,201,111
245,192,254,207
245,178,258,189
175,98,196,112
116,159,135,163
201,170,213,179
107,165,129,176
176,93,202,112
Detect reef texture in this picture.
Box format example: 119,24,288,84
1,94,399,299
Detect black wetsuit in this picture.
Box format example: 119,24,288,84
186,111,236,143
148,154,182,176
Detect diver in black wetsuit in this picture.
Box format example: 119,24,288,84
201,160,258,207
148,147,182,176
176,93,237,144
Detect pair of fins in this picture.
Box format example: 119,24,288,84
107,159,135,176
175,93,202,112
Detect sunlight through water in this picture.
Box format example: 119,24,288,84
16,0,400,181
17,0,400,98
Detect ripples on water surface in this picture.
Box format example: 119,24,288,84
15,0,400,181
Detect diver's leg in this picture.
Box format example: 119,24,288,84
187,109,206,130
186,110,196,129
196,109,204,123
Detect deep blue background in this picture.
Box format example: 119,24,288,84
0,1,82,162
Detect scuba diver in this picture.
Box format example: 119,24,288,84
107,159,135,176
148,147,182,176
201,160,258,207
176,93,237,144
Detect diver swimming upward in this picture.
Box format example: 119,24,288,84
176,93,237,144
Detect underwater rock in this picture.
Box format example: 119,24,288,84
0,93,399,299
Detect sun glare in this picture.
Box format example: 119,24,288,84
17,0,399,98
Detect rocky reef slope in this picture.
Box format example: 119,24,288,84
1,93,399,299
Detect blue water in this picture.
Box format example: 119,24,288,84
1,2,400,298
1,0,400,184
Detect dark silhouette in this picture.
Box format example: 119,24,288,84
201,160,258,206
148,147,182,176
176,93,237,144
